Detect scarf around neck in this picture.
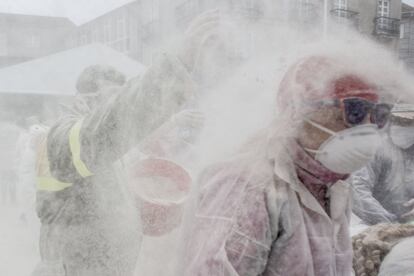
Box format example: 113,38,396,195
288,140,348,213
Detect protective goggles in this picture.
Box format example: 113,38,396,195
311,97,392,128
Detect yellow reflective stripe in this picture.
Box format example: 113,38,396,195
36,134,72,192
69,119,93,177
37,177,72,192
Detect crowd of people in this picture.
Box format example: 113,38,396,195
4,10,414,276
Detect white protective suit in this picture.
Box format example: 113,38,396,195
181,53,395,276
183,136,353,276
351,137,414,225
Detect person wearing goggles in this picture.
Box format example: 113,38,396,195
183,56,392,276
350,104,414,276
351,104,414,226
308,97,392,129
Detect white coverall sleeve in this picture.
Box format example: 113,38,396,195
351,164,397,225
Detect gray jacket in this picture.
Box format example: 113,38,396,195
34,54,195,276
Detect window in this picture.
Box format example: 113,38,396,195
377,0,390,29
29,34,40,48
298,0,311,19
92,27,99,42
378,0,390,17
400,23,405,39
334,0,347,10
333,0,349,18
116,16,127,40
103,21,111,42
79,33,88,45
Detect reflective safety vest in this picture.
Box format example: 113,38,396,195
36,134,72,192
36,119,93,192
69,119,93,178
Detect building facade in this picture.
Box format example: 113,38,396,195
0,13,75,67
65,1,166,66
400,3,414,71
171,0,402,51
66,2,141,62
65,0,402,66
285,0,401,49
0,1,403,68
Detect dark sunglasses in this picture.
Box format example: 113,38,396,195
310,97,392,128
341,98,392,128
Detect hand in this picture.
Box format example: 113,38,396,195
352,223,414,276
401,199,414,222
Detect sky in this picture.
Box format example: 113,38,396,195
0,0,135,25
405,0,414,6
1,0,414,25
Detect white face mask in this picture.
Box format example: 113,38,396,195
390,125,414,149
305,119,382,174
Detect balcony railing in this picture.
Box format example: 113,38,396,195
402,11,414,19
330,8,359,28
330,8,359,19
373,16,400,37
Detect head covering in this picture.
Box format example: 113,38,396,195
76,64,126,94
276,56,379,120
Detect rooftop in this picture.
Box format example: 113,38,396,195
0,43,146,96
0,0,136,26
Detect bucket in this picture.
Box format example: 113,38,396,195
128,158,192,236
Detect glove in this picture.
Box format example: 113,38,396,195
352,223,414,276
